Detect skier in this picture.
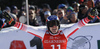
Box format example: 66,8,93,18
0,8,98,49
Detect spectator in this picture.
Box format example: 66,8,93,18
5,6,17,22
35,6,43,26
87,0,95,8
78,5,89,20
44,11,51,20
52,9,58,16
72,2,80,13
40,4,51,25
57,9,65,21
61,6,79,24
11,6,19,21
29,5,39,26
11,6,19,16
42,11,51,25
58,4,68,14
72,2,80,21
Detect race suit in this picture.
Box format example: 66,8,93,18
14,17,90,49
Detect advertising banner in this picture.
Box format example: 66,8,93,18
0,23,100,49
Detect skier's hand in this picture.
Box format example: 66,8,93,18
88,8,98,20
3,11,15,25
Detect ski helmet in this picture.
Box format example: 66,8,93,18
46,15,60,31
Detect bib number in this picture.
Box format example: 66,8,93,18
51,44,60,49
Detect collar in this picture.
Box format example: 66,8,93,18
46,30,63,36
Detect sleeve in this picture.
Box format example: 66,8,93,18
63,17,90,39
14,22,45,39
0,18,7,28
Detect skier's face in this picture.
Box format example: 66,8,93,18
49,25,59,34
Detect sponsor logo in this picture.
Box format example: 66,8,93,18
44,40,66,43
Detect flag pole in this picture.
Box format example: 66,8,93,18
26,0,29,25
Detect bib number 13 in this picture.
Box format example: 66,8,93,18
51,44,61,49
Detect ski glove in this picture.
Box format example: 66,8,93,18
3,11,15,25
88,8,99,20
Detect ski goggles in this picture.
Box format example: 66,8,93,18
48,20,59,27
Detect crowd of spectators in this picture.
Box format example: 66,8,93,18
0,0,100,28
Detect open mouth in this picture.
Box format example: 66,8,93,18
52,29,57,31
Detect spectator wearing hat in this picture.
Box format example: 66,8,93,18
58,4,68,14
5,6,17,22
11,6,19,22
5,6,11,13
61,6,79,24
40,4,51,25
11,6,19,16
6,6,17,21
43,10,51,25
28,5,39,26
44,11,51,19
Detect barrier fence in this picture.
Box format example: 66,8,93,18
0,23,100,49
